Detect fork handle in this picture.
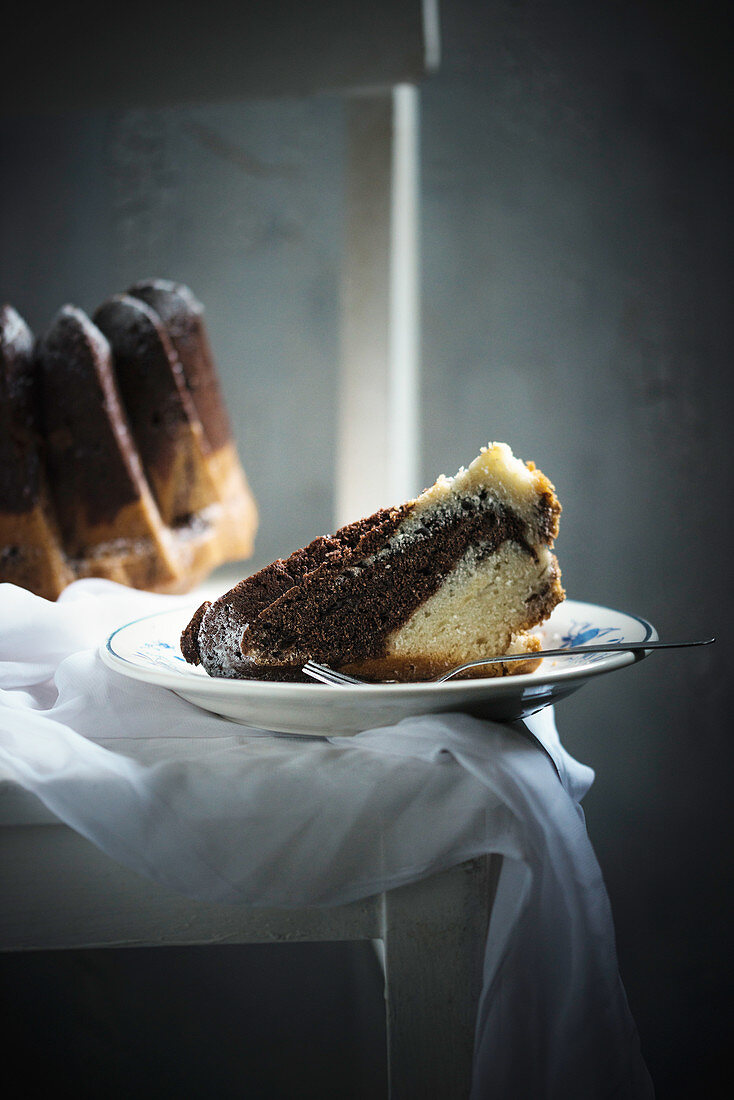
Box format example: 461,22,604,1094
442,637,715,678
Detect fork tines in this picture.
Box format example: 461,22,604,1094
302,660,362,686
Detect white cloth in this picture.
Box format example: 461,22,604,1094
0,579,654,1098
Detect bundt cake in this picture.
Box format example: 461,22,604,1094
0,281,257,600
181,443,565,682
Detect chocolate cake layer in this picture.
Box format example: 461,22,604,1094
128,280,232,453
186,512,407,676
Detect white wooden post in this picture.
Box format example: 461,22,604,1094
336,84,421,526
381,856,500,1100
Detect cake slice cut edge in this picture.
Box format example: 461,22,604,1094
182,443,565,683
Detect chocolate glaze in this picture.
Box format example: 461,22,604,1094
36,307,143,547
128,280,232,453
0,305,40,514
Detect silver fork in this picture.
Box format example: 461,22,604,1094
302,637,715,686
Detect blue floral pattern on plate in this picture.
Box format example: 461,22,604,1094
551,621,627,666
135,639,192,675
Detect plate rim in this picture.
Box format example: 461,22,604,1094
99,598,658,698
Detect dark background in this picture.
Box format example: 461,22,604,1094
2,2,733,1096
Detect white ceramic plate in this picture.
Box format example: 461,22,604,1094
100,599,657,736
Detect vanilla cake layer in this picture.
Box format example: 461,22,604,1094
344,541,558,681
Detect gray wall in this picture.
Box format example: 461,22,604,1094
420,4,732,1096
2,1,732,1096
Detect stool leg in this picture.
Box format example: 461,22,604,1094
381,855,499,1100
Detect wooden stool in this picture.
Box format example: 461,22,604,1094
0,792,498,1099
